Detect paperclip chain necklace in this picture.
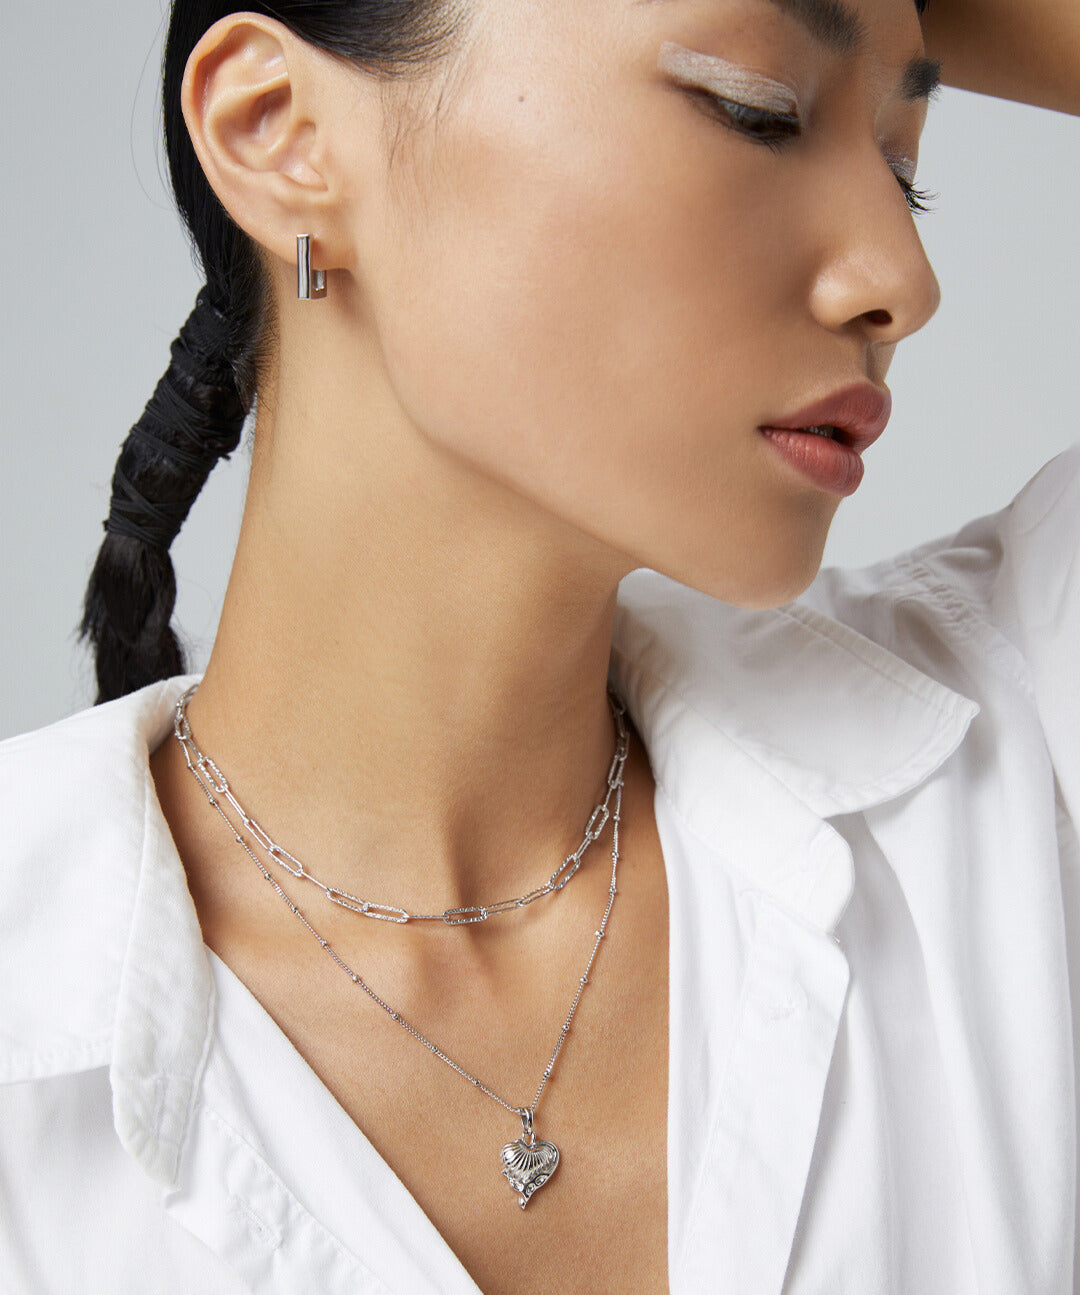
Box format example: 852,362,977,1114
173,684,626,925
173,683,629,1207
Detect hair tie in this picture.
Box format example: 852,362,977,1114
102,283,250,551
103,465,202,549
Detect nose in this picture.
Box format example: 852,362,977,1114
806,152,942,348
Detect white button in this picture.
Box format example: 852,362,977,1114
758,980,809,1021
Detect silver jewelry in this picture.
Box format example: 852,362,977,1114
173,684,626,925
173,685,629,1208
296,233,326,300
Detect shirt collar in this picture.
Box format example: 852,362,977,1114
107,674,216,1187
608,568,980,932
610,567,979,819
4,567,978,1189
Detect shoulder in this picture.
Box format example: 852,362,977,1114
0,675,201,1083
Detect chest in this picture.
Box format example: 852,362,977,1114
212,908,670,1295
168,728,671,1292
326,1027,668,1293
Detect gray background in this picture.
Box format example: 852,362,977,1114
2,5,1078,740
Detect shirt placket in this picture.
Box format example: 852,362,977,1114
674,875,852,1293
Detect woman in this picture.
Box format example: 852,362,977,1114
1,0,1077,1291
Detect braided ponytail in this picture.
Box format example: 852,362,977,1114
78,0,465,703
78,284,252,703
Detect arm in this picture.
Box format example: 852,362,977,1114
920,0,1080,116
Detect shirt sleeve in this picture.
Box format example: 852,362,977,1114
905,439,1080,827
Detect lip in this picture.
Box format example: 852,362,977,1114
758,382,892,453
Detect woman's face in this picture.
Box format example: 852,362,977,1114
344,0,941,607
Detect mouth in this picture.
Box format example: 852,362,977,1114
792,423,848,443
758,382,892,454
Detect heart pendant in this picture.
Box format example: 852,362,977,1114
500,1109,559,1208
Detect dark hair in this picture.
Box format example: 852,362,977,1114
79,0,466,705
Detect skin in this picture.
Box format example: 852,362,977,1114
147,0,1080,1286
157,0,940,907
148,0,948,1287
921,0,1080,115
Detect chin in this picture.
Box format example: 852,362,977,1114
684,535,828,611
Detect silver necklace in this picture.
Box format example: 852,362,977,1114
172,684,630,1208
173,684,626,925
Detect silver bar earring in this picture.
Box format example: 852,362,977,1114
297,234,326,299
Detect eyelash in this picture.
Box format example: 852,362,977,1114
694,91,937,216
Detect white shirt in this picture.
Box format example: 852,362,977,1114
2,441,1078,1295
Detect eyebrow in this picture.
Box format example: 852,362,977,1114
642,0,943,101
763,0,941,101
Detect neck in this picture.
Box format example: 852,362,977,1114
177,368,639,914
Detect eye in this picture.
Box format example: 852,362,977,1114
691,89,937,216
690,89,800,153
896,176,936,216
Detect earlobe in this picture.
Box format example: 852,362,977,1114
180,13,331,258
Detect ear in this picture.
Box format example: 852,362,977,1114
180,13,352,278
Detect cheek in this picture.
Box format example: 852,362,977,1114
367,95,834,607
372,117,776,466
